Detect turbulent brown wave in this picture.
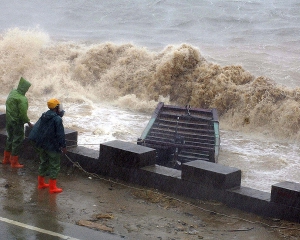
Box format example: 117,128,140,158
1,28,300,138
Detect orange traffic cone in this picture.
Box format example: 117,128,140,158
49,179,63,194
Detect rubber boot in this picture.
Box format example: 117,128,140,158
2,151,11,164
38,176,49,189
49,179,63,194
10,155,24,168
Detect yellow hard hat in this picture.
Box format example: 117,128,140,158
47,98,60,109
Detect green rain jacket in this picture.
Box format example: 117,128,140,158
28,110,66,153
6,77,31,124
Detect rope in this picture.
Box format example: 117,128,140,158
63,154,300,232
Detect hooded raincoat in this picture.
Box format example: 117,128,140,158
29,110,66,152
28,110,66,179
5,77,31,155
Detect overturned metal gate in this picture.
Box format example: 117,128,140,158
137,102,220,169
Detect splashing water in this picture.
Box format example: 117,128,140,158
1,28,300,192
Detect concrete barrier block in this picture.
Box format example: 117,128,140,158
181,160,241,189
136,165,224,201
225,187,300,222
270,202,300,222
138,165,182,192
0,112,5,129
64,128,78,147
100,140,156,168
225,186,271,216
62,146,100,173
137,165,225,202
271,181,300,208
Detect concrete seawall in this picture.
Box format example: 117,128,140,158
1,111,300,223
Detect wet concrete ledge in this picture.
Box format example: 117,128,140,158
1,111,300,223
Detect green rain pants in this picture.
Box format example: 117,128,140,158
5,121,24,156
37,148,61,179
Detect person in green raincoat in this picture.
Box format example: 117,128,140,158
2,77,33,168
28,98,67,194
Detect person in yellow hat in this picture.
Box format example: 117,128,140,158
2,77,33,168
28,98,66,194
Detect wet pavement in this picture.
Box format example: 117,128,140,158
0,216,121,240
0,158,123,240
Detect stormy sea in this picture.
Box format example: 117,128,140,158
0,0,300,192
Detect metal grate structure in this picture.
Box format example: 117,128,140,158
138,102,220,169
